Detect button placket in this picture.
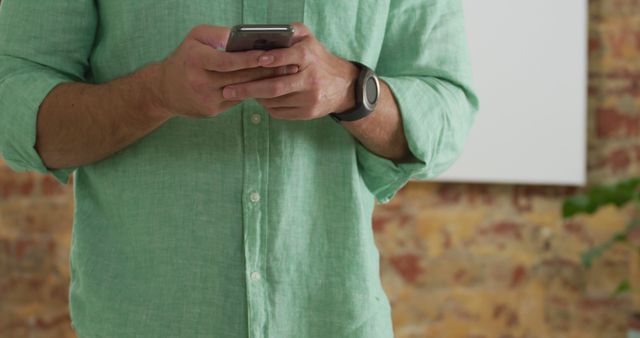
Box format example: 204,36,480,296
250,191,261,203
250,271,262,281
241,101,270,338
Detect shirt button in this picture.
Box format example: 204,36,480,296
250,113,261,124
250,192,261,203
250,271,262,281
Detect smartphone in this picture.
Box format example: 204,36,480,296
225,24,295,52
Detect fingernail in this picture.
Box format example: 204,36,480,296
287,65,299,74
223,87,236,99
259,55,274,65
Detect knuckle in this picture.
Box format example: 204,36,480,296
186,51,199,68
299,48,312,64
196,91,214,103
307,70,321,87
186,72,202,90
310,90,323,106
213,57,233,71
196,93,214,107
187,77,200,91
309,107,322,119
271,82,286,96
189,25,207,37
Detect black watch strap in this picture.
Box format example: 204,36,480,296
329,61,378,123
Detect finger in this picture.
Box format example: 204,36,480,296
217,65,299,87
257,92,308,109
256,22,314,68
196,46,267,72
256,40,314,69
290,22,312,44
267,107,307,120
222,71,306,100
188,24,232,50
219,100,240,112
180,100,239,119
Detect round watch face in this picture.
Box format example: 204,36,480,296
328,62,379,123
365,77,378,104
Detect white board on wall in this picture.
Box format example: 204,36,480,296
433,0,588,186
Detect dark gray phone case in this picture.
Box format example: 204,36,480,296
225,24,295,52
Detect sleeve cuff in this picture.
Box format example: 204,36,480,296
0,70,76,184
354,76,438,204
355,140,429,204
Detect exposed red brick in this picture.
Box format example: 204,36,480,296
436,184,497,206
588,36,601,54
506,312,519,327
538,257,580,270
453,269,468,283
397,215,411,228
390,254,422,283
493,304,521,328
510,265,527,288
41,175,69,196
33,313,72,330
609,148,632,173
480,221,522,240
589,69,640,97
596,107,640,139
563,221,594,245
579,297,628,310
467,184,495,205
630,313,640,331
372,216,388,233
436,184,463,204
0,238,10,277
629,224,640,246
603,28,640,59
591,145,640,174
0,174,35,200
535,258,584,291
14,238,56,274
512,186,579,212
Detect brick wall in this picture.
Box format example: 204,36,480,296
376,1,640,337
0,0,639,337
0,161,73,337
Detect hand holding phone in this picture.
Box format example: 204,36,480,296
226,24,295,52
149,24,299,120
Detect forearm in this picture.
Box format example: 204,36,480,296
340,79,417,163
35,63,170,169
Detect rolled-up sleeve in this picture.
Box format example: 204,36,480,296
356,0,480,204
0,0,97,184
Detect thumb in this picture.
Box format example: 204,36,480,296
188,25,231,50
290,22,312,44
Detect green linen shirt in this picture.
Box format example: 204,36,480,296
0,0,478,337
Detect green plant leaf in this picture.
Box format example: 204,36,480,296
581,242,612,268
612,232,628,242
581,229,630,268
562,177,640,218
612,279,631,296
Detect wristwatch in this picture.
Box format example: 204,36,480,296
329,61,380,123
